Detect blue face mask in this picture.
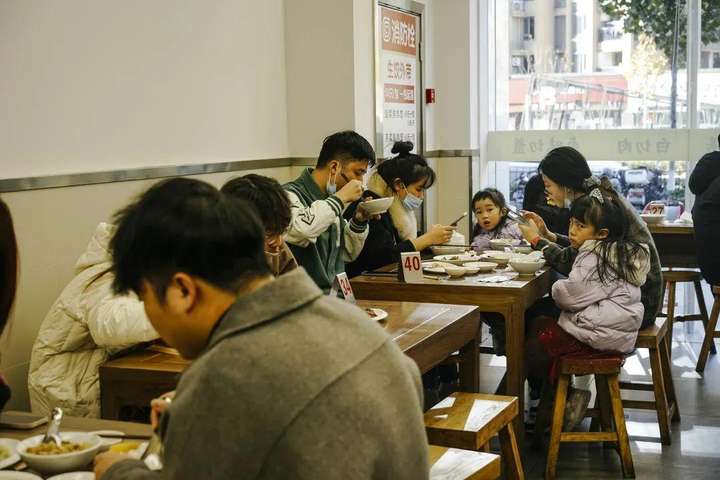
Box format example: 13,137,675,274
402,186,423,210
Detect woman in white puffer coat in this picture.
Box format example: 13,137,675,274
28,223,158,418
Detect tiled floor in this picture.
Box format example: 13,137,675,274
477,322,720,479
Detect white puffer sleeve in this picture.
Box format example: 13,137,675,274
85,284,158,347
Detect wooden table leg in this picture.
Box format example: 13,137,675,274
458,322,481,393
503,304,526,448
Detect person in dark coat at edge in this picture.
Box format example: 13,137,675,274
690,134,720,286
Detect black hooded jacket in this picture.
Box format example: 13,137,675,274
689,151,720,285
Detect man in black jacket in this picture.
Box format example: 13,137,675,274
690,134,720,286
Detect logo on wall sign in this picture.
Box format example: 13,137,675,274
382,16,393,43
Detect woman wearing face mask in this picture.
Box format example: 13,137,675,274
345,141,454,277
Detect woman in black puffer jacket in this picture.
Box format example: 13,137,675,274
690,137,720,286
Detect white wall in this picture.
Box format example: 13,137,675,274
0,0,289,179
426,0,479,150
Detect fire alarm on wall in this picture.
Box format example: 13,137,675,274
425,88,435,104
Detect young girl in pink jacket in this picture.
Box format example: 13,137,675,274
526,187,651,430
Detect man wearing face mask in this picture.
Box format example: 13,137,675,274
221,175,298,277
284,131,375,292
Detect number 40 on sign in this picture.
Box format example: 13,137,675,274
399,252,423,283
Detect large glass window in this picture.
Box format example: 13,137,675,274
487,159,686,214
497,0,689,130
700,2,720,128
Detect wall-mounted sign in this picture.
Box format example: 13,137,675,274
379,6,419,158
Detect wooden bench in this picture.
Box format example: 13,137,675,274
617,317,679,445
425,393,524,480
697,285,720,373
661,269,716,357
546,356,634,480
429,446,501,480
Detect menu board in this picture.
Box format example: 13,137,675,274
379,6,419,158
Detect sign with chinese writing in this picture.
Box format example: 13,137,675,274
488,129,690,162
379,6,419,158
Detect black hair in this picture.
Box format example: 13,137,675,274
317,130,376,168
0,197,17,335
377,141,436,191
539,147,592,192
110,178,270,298
471,188,510,237
570,185,647,286
221,174,291,236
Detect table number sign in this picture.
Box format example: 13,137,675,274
398,252,423,283
330,272,356,303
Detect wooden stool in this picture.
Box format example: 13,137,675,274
425,393,524,480
697,286,720,373
546,356,634,480
661,269,716,356
617,317,679,445
429,445,501,480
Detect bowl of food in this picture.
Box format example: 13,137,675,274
489,239,517,251
481,251,514,267
509,258,545,275
443,265,468,277
462,261,497,275
431,245,466,255
640,213,665,225
432,253,478,265
18,432,102,474
513,244,533,254
359,197,393,215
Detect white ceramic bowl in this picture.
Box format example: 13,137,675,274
482,251,514,266
489,239,517,251
443,265,467,277
18,432,102,475
640,213,665,225
509,259,545,274
431,245,466,255
448,231,466,246
463,261,497,274
359,197,393,215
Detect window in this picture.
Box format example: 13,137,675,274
523,17,535,40
487,160,686,214
554,16,566,52
714,52,720,68
496,0,688,130
701,51,711,69
554,0,567,8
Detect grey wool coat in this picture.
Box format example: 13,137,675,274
103,268,429,480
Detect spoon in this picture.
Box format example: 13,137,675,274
42,407,63,447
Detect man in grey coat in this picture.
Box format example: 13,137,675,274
93,178,429,480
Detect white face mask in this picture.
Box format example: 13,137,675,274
563,188,573,209
326,168,338,195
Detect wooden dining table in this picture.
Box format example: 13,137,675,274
99,300,481,421
647,222,697,268
351,268,554,444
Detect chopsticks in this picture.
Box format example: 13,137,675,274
98,433,153,440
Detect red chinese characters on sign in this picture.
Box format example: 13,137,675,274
384,84,415,104
381,7,417,56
